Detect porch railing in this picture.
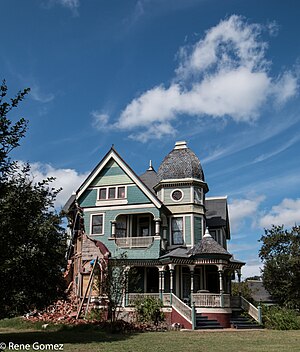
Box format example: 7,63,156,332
191,293,231,308
240,296,262,324
171,293,192,323
127,293,160,306
115,236,154,248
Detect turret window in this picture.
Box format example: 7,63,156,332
171,217,184,245
171,189,183,202
194,188,203,204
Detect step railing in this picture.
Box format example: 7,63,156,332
171,293,192,323
240,296,262,324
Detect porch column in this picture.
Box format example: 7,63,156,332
154,218,161,236
124,266,130,307
111,220,117,237
157,266,165,300
169,264,175,305
237,269,242,296
188,265,196,300
218,268,224,308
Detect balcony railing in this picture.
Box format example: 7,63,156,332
191,293,231,308
115,236,155,248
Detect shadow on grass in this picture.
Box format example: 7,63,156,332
0,325,141,345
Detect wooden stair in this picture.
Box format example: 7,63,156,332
195,314,223,330
230,311,263,329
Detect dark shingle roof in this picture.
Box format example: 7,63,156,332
139,167,159,193
205,197,227,226
62,193,76,213
159,247,189,259
205,197,230,239
157,141,204,181
246,280,274,303
187,231,231,257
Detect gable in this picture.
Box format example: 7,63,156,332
91,159,133,187
76,148,162,209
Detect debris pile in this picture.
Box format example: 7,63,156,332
24,292,84,325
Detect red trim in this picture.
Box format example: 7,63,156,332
204,313,231,328
171,308,192,329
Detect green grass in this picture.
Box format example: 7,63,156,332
0,318,300,352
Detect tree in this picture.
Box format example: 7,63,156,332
259,225,300,309
95,254,128,323
0,80,29,180
0,81,67,318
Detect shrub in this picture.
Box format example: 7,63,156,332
263,305,300,330
134,297,164,326
86,307,105,321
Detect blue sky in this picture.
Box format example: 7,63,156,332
2,0,300,278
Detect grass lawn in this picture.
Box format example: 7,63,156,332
0,319,300,352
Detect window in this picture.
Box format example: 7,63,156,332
171,217,184,245
91,214,104,235
99,188,106,199
98,186,126,200
118,186,125,199
194,188,202,204
171,189,183,202
108,187,116,199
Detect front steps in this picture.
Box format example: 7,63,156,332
230,311,263,329
195,314,223,329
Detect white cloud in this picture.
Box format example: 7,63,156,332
30,163,88,208
229,196,265,231
253,135,300,163
241,264,262,279
259,198,300,228
44,0,80,15
91,111,110,130
113,15,298,142
30,84,54,103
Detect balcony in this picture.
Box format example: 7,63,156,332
115,236,157,248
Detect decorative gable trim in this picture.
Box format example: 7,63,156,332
77,147,162,209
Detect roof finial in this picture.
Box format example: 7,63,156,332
174,141,187,149
203,227,212,238
148,160,154,171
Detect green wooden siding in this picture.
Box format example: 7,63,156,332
194,216,202,244
83,207,161,259
78,189,97,208
127,185,151,204
163,187,191,205
184,216,191,246
91,159,133,186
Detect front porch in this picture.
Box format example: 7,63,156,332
121,258,245,328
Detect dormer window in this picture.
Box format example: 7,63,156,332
99,188,107,199
108,187,116,199
98,186,126,200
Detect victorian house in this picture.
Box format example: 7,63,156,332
65,141,248,328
